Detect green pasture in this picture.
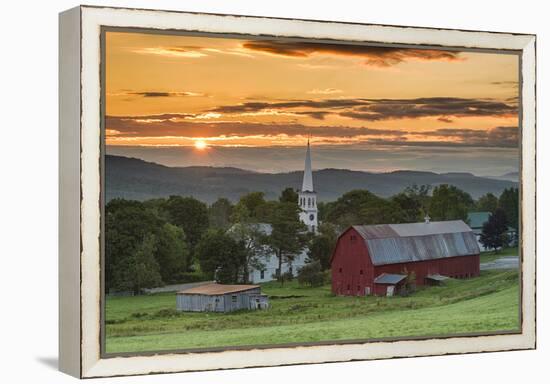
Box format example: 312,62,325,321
105,269,519,353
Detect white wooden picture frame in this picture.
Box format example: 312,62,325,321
59,5,536,378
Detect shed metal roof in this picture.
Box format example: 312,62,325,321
426,274,450,281
351,220,480,266
374,273,407,284
177,283,260,296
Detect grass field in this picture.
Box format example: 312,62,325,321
480,246,519,263
105,270,520,353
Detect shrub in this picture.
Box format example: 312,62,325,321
272,271,295,284
282,271,294,282
297,261,325,287
153,308,181,318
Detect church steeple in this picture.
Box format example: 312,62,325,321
298,139,318,232
301,139,314,192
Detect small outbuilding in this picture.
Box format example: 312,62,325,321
373,273,407,296
176,283,269,312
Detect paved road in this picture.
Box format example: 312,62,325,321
480,256,519,270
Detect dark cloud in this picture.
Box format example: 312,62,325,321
406,126,518,148
106,114,518,148
242,40,463,67
339,97,517,121
211,97,517,121
364,138,515,148
490,81,519,86
127,91,204,98
293,111,332,120
113,113,196,120
210,99,365,114
106,115,403,138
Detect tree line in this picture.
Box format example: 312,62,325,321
106,188,308,293
105,185,518,293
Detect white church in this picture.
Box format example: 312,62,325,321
246,140,318,283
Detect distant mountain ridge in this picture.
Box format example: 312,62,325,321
483,171,519,182
106,155,518,203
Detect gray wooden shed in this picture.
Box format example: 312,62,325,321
176,283,269,312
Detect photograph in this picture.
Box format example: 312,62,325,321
103,28,522,354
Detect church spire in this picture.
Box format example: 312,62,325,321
301,139,314,192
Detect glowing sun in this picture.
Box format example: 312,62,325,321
194,140,208,150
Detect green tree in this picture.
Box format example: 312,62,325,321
279,187,299,203
317,201,329,222
308,236,333,271
498,188,519,231
392,184,432,222
476,193,498,213
208,197,233,230
307,223,338,270
297,261,325,287
325,190,405,230
196,230,247,284
266,201,308,285
142,198,169,221
396,184,432,223
480,208,509,252
235,192,268,220
391,193,421,223
165,196,209,250
112,233,163,295
105,199,163,292
155,223,190,284
228,203,270,283
429,184,474,221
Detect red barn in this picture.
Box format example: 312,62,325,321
331,220,480,296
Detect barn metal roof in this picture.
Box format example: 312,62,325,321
352,220,480,266
353,224,399,240
374,273,407,284
177,283,260,296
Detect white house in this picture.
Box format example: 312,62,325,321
246,223,309,283
234,140,317,283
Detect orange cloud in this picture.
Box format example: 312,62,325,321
132,46,207,58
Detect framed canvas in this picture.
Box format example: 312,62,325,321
59,5,536,378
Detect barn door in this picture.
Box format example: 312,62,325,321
386,286,394,297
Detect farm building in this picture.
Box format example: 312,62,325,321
331,220,480,297
467,211,518,250
228,223,308,284
468,211,491,251
176,283,269,312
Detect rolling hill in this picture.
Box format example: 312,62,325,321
105,155,518,203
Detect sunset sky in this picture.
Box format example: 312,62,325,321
105,31,519,175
